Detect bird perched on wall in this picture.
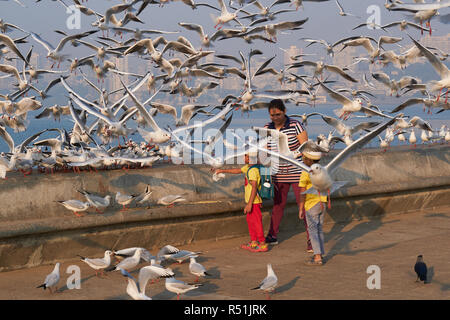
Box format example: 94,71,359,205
77,189,111,214
414,255,428,283
157,194,187,208
115,191,138,211
135,185,153,208
57,199,90,217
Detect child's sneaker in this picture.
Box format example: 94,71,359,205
250,243,269,252
240,241,258,251
265,235,278,245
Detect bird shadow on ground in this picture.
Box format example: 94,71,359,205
433,279,450,292
425,213,450,219
204,266,221,280
57,274,96,293
170,266,186,277
320,199,402,263
105,293,129,300
275,276,300,295
426,266,435,284
186,281,220,297
278,199,399,261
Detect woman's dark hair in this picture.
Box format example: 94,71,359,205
268,99,286,112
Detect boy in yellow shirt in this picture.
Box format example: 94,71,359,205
299,151,327,265
214,152,268,252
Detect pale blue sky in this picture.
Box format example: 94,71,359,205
2,0,449,63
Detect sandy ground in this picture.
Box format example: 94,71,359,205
0,206,449,301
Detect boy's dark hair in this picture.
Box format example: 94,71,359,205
268,99,286,112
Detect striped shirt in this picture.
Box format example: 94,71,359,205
264,116,305,183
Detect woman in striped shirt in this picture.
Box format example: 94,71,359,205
264,99,312,252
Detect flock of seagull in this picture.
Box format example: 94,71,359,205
37,245,213,300
0,0,448,300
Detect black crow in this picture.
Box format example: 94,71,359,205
414,255,427,283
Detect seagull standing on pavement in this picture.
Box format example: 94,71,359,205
36,263,60,294
189,257,211,282
78,250,114,277
165,276,203,300
251,263,278,300
106,248,144,272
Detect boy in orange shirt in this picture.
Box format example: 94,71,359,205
214,152,268,252
299,151,328,265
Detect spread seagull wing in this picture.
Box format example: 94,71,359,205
0,34,30,65
252,126,290,155
326,117,398,174
247,140,311,172
120,79,162,132
319,81,352,105
69,93,113,125
138,265,174,294
149,102,177,122
172,102,233,134
408,35,449,79
324,64,358,82
178,23,205,38
0,125,14,153
391,98,426,113
29,32,55,53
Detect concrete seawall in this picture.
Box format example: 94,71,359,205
0,144,448,272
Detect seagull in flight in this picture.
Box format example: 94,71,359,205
28,31,94,68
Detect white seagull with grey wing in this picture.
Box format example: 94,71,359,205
251,263,278,300
165,276,203,300
78,250,114,277
36,263,60,294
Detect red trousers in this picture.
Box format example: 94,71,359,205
268,182,310,241
246,203,265,243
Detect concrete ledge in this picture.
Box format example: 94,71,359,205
0,144,449,271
